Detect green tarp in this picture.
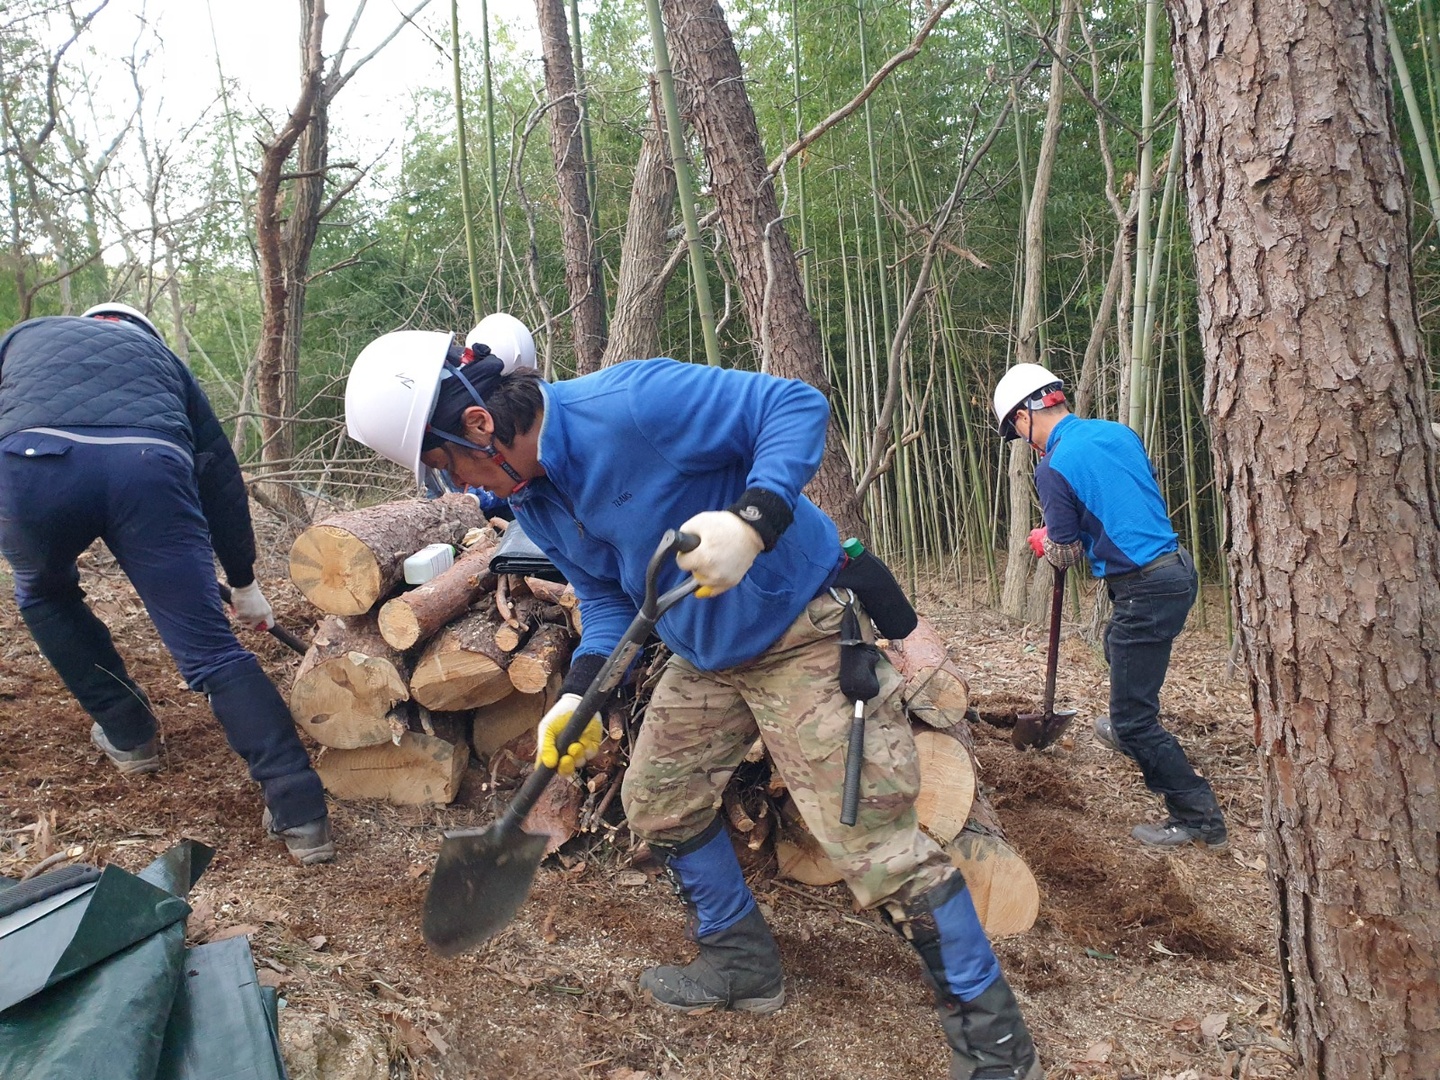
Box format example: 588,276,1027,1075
0,840,287,1080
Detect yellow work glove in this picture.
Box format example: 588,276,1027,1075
675,510,764,598
534,693,602,775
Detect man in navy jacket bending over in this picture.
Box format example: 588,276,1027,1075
345,318,1041,1080
0,304,332,864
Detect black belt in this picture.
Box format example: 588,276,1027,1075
1108,550,1182,582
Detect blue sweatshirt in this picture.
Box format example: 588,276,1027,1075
1034,414,1177,578
509,359,840,671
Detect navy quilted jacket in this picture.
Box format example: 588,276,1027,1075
0,316,257,586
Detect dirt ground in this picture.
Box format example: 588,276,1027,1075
1,533,1298,1080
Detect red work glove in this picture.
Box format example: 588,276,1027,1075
1027,526,1047,559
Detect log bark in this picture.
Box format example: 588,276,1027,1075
1167,2,1440,1071
522,774,586,856
314,731,468,805
289,613,410,749
883,618,971,728
493,591,556,652
507,623,575,694
288,494,486,616
409,606,514,711
376,533,501,650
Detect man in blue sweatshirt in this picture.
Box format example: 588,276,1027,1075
0,303,332,864
346,318,1042,1080
993,362,1226,851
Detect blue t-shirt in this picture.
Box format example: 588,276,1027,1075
509,359,839,672
1034,414,1177,578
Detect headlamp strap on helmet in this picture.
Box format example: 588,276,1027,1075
427,355,525,484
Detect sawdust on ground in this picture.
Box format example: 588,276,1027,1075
1,532,1296,1080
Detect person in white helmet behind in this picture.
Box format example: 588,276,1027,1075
346,317,1043,1080
993,362,1226,851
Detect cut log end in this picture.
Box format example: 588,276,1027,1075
288,525,381,616
945,830,1039,938
913,728,978,845
314,731,468,805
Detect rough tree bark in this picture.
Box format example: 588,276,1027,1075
602,92,677,367
659,0,865,539
535,0,607,374
1167,3,1440,1075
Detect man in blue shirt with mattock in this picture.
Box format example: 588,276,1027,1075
993,363,1227,851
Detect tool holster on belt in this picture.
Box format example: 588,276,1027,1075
832,547,918,640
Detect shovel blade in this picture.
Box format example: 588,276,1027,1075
422,825,551,956
1011,708,1078,751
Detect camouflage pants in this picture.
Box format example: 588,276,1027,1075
621,592,957,912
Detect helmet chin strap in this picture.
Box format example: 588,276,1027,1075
426,357,526,485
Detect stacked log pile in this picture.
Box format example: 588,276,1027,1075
283,495,1039,936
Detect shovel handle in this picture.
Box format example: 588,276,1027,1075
490,530,699,837
1039,566,1066,716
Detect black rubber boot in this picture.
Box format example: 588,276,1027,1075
888,875,1042,1080
203,658,327,834
638,904,786,1014
638,818,785,1014
22,594,156,749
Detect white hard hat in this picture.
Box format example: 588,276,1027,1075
992,363,1065,440
345,330,454,483
82,302,160,340
465,312,536,372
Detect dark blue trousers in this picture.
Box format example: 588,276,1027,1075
0,430,325,829
1104,548,1222,830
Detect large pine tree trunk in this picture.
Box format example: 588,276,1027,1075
536,0,607,374
659,0,864,539
1167,3,1440,1074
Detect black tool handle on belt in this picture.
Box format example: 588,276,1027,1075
837,593,882,826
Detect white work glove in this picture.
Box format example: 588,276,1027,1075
534,693,601,776
229,581,276,631
675,511,765,597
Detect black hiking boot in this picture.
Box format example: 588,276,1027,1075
639,904,786,1014
1132,817,1228,852
263,808,336,865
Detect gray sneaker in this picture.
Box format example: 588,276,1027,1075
262,808,336,865
1092,716,1134,758
1132,818,1229,852
90,723,161,775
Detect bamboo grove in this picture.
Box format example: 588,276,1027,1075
5,0,1440,616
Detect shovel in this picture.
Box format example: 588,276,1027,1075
422,528,699,957
1011,565,1077,751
